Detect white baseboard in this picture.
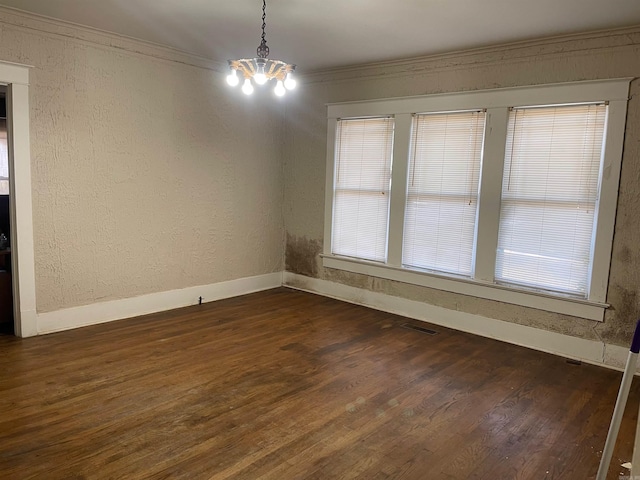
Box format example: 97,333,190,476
37,272,283,335
34,270,634,373
15,308,38,338
283,272,635,373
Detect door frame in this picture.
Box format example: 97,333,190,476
1,61,36,337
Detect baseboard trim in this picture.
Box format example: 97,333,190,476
37,272,283,335
34,270,634,373
283,272,635,373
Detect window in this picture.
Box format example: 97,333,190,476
331,117,394,262
324,80,629,320
403,111,485,276
496,104,607,296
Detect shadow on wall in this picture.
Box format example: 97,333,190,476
285,233,322,278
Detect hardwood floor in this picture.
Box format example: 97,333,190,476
1,288,638,479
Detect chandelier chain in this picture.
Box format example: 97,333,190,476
256,0,270,58
261,0,266,45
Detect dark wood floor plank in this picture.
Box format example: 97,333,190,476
0,287,638,479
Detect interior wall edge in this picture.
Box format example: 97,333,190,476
282,272,637,374
36,271,283,335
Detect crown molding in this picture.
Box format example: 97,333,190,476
1,5,638,85
0,5,226,71
303,25,640,84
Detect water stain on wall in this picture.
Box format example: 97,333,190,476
601,283,640,345
285,234,322,277
321,266,599,340
323,268,375,290
616,245,632,264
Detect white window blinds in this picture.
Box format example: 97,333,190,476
402,111,485,276
496,103,607,296
332,117,394,262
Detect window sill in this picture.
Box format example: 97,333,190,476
321,254,607,321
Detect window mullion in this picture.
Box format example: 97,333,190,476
387,114,412,267
323,118,338,256
473,107,509,282
588,99,627,302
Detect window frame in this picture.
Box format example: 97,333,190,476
402,110,486,277
331,116,395,263
323,79,631,321
495,103,608,297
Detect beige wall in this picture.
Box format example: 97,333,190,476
0,9,284,314
283,27,640,348
2,5,639,348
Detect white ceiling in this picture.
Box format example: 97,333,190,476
1,0,640,71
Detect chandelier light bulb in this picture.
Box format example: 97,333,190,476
274,80,286,97
242,78,254,95
254,63,268,85
226,69,239,87
284,73,297,90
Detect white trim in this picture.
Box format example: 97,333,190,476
322,254,606,320
473,108,509,282
283,273,637,373
327,79,632,118
37,272,283,335
323,118,337,254
0,60,30,85
0,61,37,338
386,113,412,267
588,98,628,300
323,79,629,320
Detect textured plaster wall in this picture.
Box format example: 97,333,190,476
0,9,284,313
283,28,640,348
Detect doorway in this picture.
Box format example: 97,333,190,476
0,89,12,334
0,61,36,337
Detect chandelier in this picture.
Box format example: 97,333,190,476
226,0,297,96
